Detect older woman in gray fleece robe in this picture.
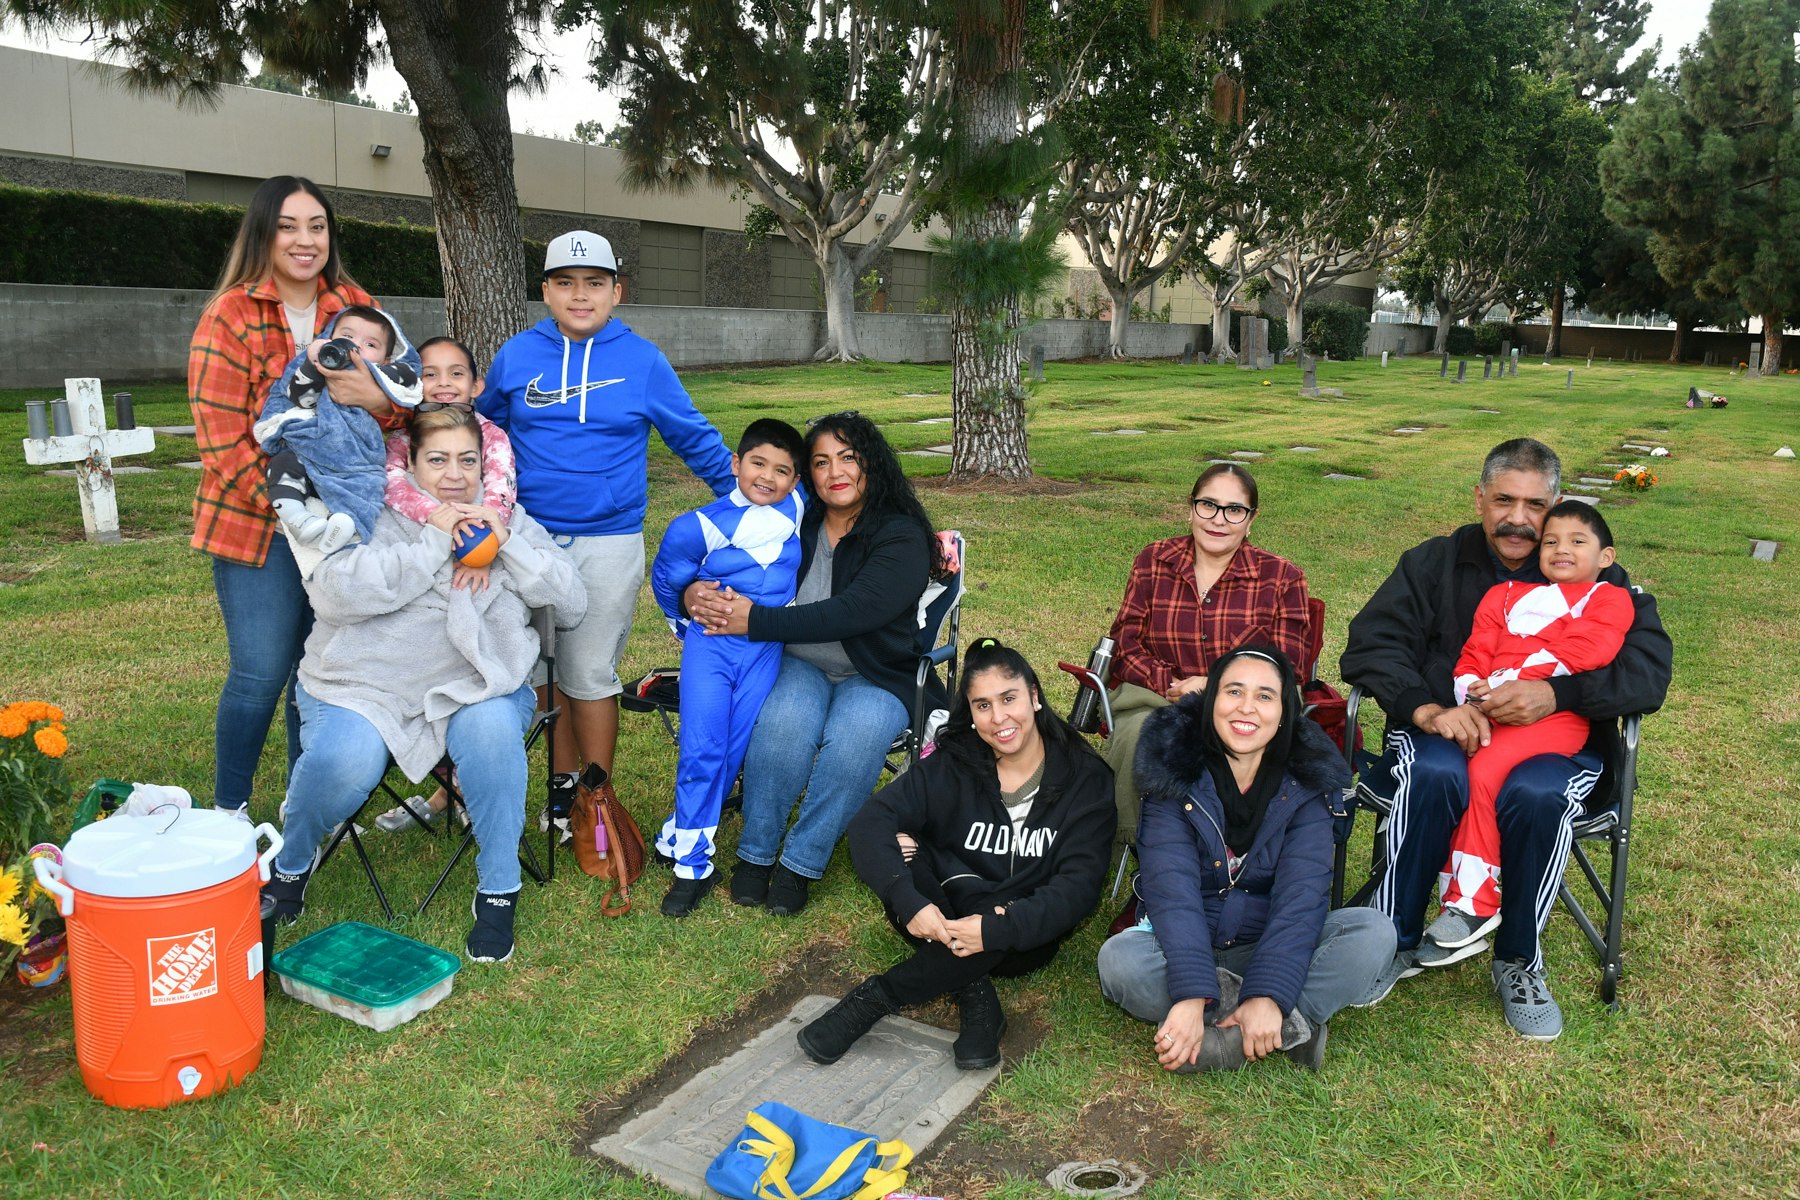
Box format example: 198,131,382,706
264,406,586,963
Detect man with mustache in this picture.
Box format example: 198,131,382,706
1338,439,1671,1035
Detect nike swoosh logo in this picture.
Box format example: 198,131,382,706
523,375,627,408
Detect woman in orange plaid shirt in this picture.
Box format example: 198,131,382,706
188,176,398,820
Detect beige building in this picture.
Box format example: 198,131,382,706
0,44,943,312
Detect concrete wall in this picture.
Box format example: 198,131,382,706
0,283,1203,386
1363,319,1788,368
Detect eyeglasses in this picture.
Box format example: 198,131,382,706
1192,498,1255,523
416,400,474,413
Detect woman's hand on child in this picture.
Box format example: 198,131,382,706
1217,996,1283,1062
1155,999,1208,1071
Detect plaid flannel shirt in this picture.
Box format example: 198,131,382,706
187,277,381,565
1107,535,1312,695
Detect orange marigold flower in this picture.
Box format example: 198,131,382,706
43,704,64,723
0,712,26,739
33,727,69,758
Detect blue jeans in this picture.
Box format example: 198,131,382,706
1098,907,1396,1027
737,655,909,880
276,682,536,895
211,535,313,811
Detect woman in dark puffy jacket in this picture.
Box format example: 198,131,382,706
1098,645,1393,1071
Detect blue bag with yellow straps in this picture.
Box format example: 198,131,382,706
705,1101,912,1200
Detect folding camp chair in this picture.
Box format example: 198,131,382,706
621,530,968,786
1331,685,1644,1009
314,607,562,912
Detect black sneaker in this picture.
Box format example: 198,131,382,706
661,871,719,918
953,977,1008,1070
263,863,312,926
730,861,773,906
766,865,811,916
797,977,899,1065
467,890,519,963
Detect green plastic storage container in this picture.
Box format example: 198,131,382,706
271,922,460,1031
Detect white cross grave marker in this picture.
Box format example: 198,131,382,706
21,377,156,543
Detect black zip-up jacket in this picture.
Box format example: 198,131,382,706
848,736,1116,954
748,505,946,713
1340,523,1673,765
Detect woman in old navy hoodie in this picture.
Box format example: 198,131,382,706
480,232,735,809
798,639,1114,1073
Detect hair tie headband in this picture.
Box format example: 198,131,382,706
1229,649,1281,667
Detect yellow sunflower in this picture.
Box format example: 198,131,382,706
0,903,30,947
0,870,20,907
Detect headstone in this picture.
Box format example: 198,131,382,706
20,377,157,543
1566,369,1574,389
1750,540,1778,562
1455,359,1468,384
1704,350,1715,366
1301,355,1319,395
1587,352,1594,368
592,995,995,1199
1500,340,1511,360
1180,342,1193,366
1397,337,1408,357
1509,349,1519,376
1029,344,1045,382
1749,344,1762,373
1440,352,1449,378
1255,318,1273,369
1381,351,1389,368
1238,315,1257,370
1483,356,1493,379
1324,472,1366,481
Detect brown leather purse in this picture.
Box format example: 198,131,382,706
568,762,646,916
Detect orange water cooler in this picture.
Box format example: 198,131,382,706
35,809,282,1109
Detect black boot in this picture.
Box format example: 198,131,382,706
797,977,899,1065
953,977,1008,1070
1283,1011,1328,1071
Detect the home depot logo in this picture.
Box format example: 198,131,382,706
146,928,218,1006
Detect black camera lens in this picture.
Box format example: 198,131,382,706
316,338,357,371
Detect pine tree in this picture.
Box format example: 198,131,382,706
1543,0,1658,117
1602,0,1800,374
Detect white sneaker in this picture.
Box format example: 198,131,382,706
375,795,442,834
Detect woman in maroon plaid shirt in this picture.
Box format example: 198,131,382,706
1103,464,1311,840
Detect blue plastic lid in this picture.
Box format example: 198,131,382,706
272,921,460,1008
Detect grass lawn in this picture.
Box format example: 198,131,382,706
1,354,1796,1198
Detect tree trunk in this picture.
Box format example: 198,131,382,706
1669,315,1690,364
1762,311,1783,375
1432,316,1452,355
948,10,1031,483
1211,300,1236,362
1284,295,1304,361
377,0,525,374
1106,280,1132,358
1546,287,1565,358
815,246,865,362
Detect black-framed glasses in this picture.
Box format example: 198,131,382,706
416,400,474,413
1192,498,1255,523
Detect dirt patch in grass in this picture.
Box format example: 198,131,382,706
918,1087,1207,1198
916,475,1089,498
0,977,72,1089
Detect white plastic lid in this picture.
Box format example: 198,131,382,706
62,809,257,898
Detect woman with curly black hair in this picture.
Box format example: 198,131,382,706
685,412,947,915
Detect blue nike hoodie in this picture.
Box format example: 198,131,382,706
480,317,735,536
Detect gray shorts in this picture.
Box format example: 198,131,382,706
537,531,644,701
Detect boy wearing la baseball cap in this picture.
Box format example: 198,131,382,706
481,232,736,824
